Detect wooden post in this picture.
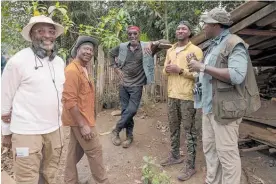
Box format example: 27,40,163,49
95,45,105,114
87,56,94,81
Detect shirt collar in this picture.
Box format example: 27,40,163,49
211,29,230,45
127,41,141,50
172,41,192,50
72,59,86,73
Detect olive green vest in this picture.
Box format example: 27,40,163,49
212,34,261,124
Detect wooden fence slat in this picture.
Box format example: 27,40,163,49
98,54,168,111
95,45,105,113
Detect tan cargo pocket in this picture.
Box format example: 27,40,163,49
245,85,261,114
221,99,247,119
246,84,259,96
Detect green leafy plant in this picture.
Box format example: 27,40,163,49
78,7,131,51
141,156,171,184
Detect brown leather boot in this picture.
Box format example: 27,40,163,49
111,129,121,146
177,165,196,181
160,154,184,167
122,137,133,148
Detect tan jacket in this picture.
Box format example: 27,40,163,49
212,34,261,124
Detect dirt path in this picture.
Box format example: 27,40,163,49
2,103,276,184
55,103,276,184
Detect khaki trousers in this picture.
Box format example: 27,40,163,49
12,129,63,184
64,127,109,184
202,113,241,184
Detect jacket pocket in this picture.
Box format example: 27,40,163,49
244,85,261,115
80,82,90,94
221,99,247,119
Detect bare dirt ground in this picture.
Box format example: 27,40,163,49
2,103,276,184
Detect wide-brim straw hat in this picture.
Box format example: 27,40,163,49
21,15,64,42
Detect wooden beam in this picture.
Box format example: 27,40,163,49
238,29,276,36
200,2,276,50
198,40,211,51
271,21,276,28
230,1,268,23
245,36,272,46
269,148,276,154
240,145,269,153
191,33,206,46
255,53,276,61
238,138,252,144
231,2,276,33
252,60,276,67
252,49,276,60
248,50,263,55
251,39,276,49
256,11,276,27
191,1,269,45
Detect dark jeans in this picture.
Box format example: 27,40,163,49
115,85,143,138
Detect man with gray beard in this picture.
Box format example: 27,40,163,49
1,15,65,184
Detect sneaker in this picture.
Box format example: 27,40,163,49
111,129,121,146
177,166,196,181
122,137,133,148
160,154,184,167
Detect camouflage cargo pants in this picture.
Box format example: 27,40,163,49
168,98,197,169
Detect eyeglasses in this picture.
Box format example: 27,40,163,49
33,29,56,36
128,32,138,36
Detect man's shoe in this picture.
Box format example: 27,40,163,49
122,137,133,148
111,130,121,146
177,166,196,181
160,154,184,167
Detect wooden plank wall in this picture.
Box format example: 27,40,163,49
100,55,168,111
143,56,168,103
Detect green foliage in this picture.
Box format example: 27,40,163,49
78,8,130,50
140,33,150,42
124,1,243,42
1,1,73,57
1,1,243,57
57,48,69,61
1,1,31,55
48,2,74,34
141,156,171,184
